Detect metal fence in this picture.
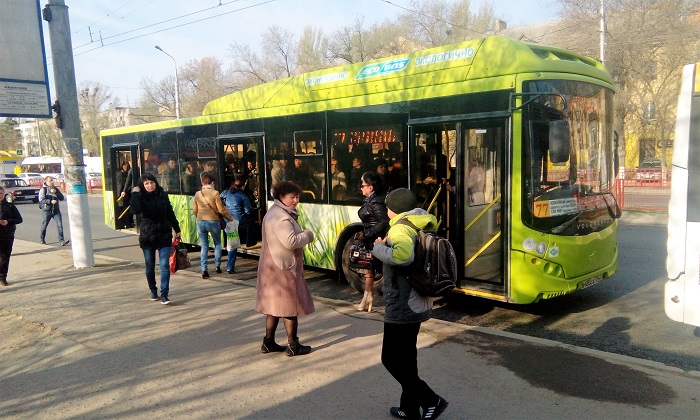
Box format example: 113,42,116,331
616,169,670,211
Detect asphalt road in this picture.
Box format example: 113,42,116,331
13,194,700,372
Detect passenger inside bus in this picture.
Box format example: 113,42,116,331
243,158,260,207
160,159,179,192
348,156,364,192
201,161,219,186
270,158,287,187
375,159,389,190
182,163,198,194
468,155,486,205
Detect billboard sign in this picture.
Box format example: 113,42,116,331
0,0,52,118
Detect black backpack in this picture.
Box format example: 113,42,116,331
395,218,457,297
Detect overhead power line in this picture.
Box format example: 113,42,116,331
73,0,273,56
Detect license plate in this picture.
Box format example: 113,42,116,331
580,275,602,289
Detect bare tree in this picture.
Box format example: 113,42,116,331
297,27,332,73
228,25,299,88
327,17,388,64
179,57,237,117
78,81,118,155
139,76,179,119
38,120,62,156
399,0,494,47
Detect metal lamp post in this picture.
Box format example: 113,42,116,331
154,45,180,119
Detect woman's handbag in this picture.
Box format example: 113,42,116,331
169,238,191,273
226,219,241,251
348,244,373,269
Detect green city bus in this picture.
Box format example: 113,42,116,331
100,35,619,304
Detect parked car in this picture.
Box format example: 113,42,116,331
0,178,40,203
85,172,102,190
0,173,19,178
19,172,44,187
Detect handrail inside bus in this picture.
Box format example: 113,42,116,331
509,92,569,112
465,194,502,233
466,231,502,267
301,190,316,200
427,183,443,213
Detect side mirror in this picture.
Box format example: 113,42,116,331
549,120,570,164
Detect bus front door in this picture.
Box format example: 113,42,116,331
461,121,505,292
411,119,505,297
110,145,140,230
217,135,266,247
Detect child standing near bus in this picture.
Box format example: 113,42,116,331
372,188,449,420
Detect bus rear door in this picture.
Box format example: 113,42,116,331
110,144,140,230
217,134,266,246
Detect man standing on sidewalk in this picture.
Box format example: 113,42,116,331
39,176,69,246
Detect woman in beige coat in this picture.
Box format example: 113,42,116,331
193,173,233,278
256,181,315,356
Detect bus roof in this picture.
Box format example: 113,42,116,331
102,35,614,136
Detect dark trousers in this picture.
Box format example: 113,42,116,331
381,322,437,417
239,214,256,247
0,237,15,278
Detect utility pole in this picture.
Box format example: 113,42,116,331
43,0,94,268
155,45,180,119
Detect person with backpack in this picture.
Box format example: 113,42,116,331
372,188,449,420
39,176,69,246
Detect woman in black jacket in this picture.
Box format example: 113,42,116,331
130,173,181,305
355,171,389,312
0,187,22,287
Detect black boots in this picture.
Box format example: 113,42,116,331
261,336,286,354
260,336,311,356
285,338,311,357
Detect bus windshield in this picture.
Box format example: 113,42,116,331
522,80,618,235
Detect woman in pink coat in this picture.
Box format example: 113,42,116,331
256,181,315,356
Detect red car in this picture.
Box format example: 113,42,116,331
0,178,40,203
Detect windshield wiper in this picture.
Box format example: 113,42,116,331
577,191,622,219
547,211,583,234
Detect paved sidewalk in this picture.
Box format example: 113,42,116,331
1,240,698,419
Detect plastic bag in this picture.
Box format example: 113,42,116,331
226,219,240,251
169,239,179,273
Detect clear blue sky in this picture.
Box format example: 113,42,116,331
42,0,558,107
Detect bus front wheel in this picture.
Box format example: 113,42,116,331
336,224,383,294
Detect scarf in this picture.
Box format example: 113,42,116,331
274,199,298,221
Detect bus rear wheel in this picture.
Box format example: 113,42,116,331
337,224,383,294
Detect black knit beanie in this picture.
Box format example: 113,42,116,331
385,188,416,214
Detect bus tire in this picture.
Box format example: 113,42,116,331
335,223,383,294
